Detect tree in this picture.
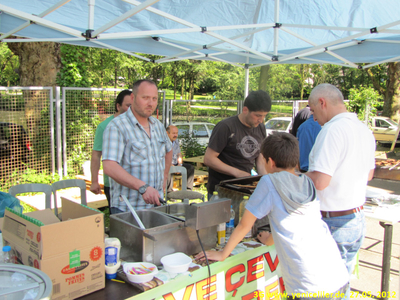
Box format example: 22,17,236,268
367,62,400,121
7,41,61,172
8,42,60,87
0,43,19,86
57,44,90,87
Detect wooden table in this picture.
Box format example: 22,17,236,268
17,189,108,212
182,155,205,169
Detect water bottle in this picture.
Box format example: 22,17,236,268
239,196,252,239
209,191,219,201
211,192,226,245
2,246,12,263
225,205,235,241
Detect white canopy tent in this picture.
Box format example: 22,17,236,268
0,0,400,96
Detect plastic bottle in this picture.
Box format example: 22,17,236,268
211,192,226,245
2,246,12,263
225,205,235,241
105,238,121,279
209,191,219,201
239,196,252,239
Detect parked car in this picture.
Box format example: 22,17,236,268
371,116,400,145
0,122,32,163
174,122,215,146
265,117,293,136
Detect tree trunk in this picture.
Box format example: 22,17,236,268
173,73,177,99
7,42,61,170
181,77,185,100
258,65,270,91
367,62,400,121
114,65,118,89
8,42,60,86
385,62,400,121
299,64,305,100
189,75,195,100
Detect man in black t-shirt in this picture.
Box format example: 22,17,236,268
204,90,272,199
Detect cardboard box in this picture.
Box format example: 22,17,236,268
2,198,105,300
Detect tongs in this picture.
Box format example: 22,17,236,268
159,197,167,205
120,195,146,229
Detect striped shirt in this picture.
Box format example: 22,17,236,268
171,139,181,165
102,108,172,211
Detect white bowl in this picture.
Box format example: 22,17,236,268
123,262,158,283
160,252,192,274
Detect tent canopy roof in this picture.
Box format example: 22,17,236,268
1,0,400,69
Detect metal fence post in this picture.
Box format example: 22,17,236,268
56,87,63,178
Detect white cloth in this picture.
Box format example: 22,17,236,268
308,113,375,211
246,175,349,294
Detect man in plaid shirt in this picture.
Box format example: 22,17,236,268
103,80,172,213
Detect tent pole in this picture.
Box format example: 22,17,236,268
88,0,95,31
273,0,280,56
242,60,249,114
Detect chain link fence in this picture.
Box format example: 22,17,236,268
0,87,53,190
0,85,306,192
61,88,166,177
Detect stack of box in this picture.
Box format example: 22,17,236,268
2,198,105,300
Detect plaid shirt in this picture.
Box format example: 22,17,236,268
102,108,172,211
171,139,181,165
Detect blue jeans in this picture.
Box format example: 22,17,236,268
323,210,366,300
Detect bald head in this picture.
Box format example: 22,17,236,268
309,83,344,106
308,83,347,126
166,125,179,142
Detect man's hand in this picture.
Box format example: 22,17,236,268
204,147,251,178
142,186,161,206
234,169,251,178
90,182,101,194
257,231,274,246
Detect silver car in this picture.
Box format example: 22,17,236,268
174,122,215,146
372,116,400,144
265,117,293,136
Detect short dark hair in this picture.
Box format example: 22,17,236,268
244,90,272,112
132,79,158,96
115,90,132,112
261,132,299,169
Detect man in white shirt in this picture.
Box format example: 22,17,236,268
306,83,375,300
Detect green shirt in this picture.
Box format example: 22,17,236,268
93,115,114,187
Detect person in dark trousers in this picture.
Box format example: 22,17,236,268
291,105,311,137
296,114,321,173
166,125,195,192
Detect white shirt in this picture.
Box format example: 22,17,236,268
308,112,375,211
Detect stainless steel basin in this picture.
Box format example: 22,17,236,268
110,209,216,265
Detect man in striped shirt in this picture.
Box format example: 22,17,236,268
103,80,173,213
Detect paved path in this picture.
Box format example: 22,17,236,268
350,178,400,299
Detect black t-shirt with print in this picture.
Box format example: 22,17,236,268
207,115,266,193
